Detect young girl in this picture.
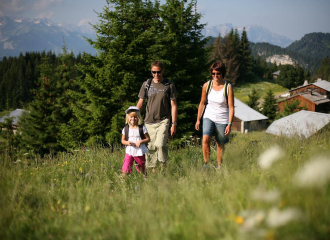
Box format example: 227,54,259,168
121,106,150,177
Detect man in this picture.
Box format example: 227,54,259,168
137,60,177,172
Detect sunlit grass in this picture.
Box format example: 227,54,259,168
234,76,288,103
1,127,330,239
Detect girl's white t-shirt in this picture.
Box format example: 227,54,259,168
122,126,149,156
203,87,229,124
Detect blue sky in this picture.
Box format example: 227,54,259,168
0,0,329,40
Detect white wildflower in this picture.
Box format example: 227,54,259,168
266,207,303,228
240,210,266,232
251,187,281,203
293,156,330,188
258,145,284,169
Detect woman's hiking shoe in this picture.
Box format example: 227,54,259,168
203,164,210,171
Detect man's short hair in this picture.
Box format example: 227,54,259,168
151,60,164,70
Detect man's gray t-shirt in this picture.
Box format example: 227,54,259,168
138,78,177,124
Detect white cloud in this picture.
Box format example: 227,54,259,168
78,18,92,27
0,0,63,17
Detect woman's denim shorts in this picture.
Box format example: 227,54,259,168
202,118,229,144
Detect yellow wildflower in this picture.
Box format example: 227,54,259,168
235,216,244,225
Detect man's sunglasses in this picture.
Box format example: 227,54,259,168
151,70,162,75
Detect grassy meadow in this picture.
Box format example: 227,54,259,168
234,76,288,103
1,127,330,240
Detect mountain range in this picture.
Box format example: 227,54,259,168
202,23,293,48
1,16,329,72
0,16,97,58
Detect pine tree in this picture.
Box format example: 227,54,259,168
315,57,330,81
276,99,307,119
261,89,277,122
64,0,210,147
247,88,260,111
238,28,253,83
65,0,163,147
157,0,210,135
212,29,240,85
19,55,61,155
277,64,305,89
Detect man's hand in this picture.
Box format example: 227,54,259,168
171,124,176,136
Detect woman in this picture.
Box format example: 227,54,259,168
195,61,234,169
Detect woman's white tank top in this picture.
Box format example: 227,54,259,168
203,87,229,124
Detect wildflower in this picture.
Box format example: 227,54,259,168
235,216,244,225
293,156,330,188
251,187,281,203
258,145,284,169
240,210,266,232
266,207,302,228
84,205,90,212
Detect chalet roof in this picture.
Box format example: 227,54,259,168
299,91,330,105
289,80,330,92
0,109,25,125
273,70,280,75
313,80,330,92
234,98,268,122
266,110,330,138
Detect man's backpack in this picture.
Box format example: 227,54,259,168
124,125,145,141
144,78,172,100
204,80,230,108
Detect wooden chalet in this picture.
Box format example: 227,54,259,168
232,98,268,133
277,80,330,113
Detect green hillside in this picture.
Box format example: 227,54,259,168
286,32,330,60
234,76,288,103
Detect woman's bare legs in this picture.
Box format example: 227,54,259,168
216,142,224,167
202,135,211,164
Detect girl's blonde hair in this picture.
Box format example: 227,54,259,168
125,111,143,125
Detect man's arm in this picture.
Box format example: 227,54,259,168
137,98,144,111
170,99,177,136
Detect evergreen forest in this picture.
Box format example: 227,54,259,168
0,0,329,156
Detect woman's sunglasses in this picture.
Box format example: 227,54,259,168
212,72,221,76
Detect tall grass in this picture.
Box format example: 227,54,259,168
1,128,330,239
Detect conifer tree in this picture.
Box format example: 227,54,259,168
261,89,277,122
19,55,61,155
157,0,210,135
238,28,253,83
65,0,210,147
247,88,260,111
315,57,330,81
276,99,307,119
66,0,163,146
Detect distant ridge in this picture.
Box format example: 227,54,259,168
0,16,97,58
202,24,293,48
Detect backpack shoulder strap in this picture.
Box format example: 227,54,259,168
138,125,145,140
206,80,213,95
204,80,213,105
223,81,229,108
145,78,153,99
124,125,129,141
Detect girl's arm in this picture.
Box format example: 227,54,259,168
195,82,207,131
135,132,150,148
121,134,133,146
